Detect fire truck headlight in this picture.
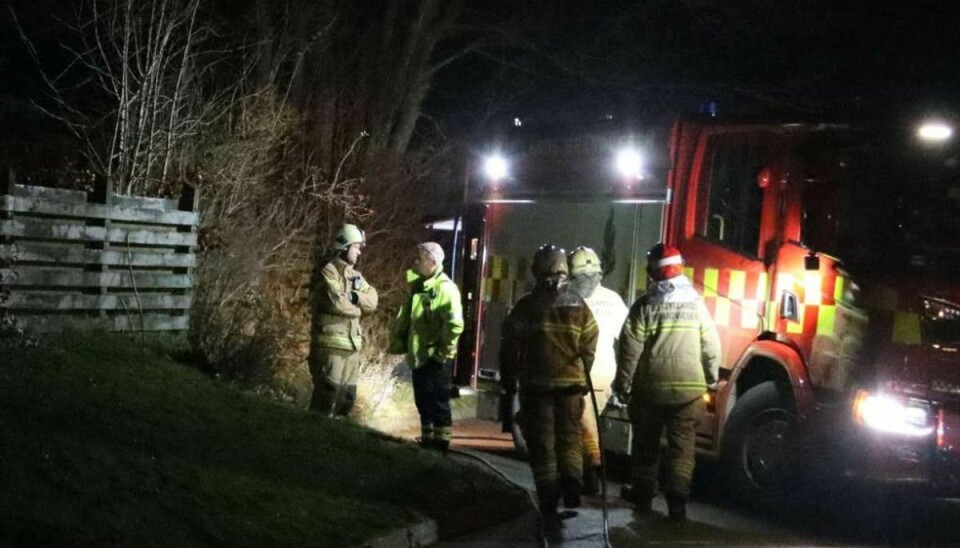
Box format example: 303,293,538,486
917,121,954,143
853,390,934,437
483,154,508,182
615,147,644,180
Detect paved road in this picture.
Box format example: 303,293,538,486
435,419,960,547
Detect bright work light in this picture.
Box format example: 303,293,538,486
918,122,954,142
615,147,643,179
483,154,508,181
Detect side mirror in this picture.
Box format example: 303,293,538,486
804,252,820,271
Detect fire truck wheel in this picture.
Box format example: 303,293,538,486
721,381,800,505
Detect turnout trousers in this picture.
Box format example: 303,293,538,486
412,360,453,444
520,390,585,507
309,347,360,417
580,390,609,468
629,397,704,500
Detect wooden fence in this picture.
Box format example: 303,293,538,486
0,169,199,333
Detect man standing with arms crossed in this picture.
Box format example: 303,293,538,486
612,244,721,521
309,223,379,418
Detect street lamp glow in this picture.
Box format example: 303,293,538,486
918,122,954,142
615,148,643,179
483,155,508,181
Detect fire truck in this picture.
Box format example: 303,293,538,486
447,118,668,447
454,113,960,499
647,115,960,500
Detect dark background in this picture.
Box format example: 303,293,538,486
2,1,959,170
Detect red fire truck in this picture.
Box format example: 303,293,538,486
455,113,960,500
655,115,960,499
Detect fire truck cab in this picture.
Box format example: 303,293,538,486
664,116,960,499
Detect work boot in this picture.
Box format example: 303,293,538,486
620,484,653,513
538,493,563,539
581,466,600,495
666,493,687,522
560,476,581,509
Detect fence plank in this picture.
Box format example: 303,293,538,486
0,219,197,247
111,194,180,212
1,268,192,289
4,293,192,311
11,184,87,202
13,313,190,333
0,243,196,267
1,181,196,333
1,195,199,226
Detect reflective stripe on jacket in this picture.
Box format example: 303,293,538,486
388,268,464,368
613,274,721,405
500,285,599,393
313,257,378,351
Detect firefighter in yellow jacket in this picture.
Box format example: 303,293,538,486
612,243,721,520
309,224,379,417
500,244,599,532
389,242,464,451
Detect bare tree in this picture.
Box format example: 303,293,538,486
15,0,220,195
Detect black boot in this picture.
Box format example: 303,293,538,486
666,492,687,522
582,466,599,495
621,484,653,513
538,492,562,539
560,476,581,509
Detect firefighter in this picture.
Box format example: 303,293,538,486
611,243,721,521
500,244,599,534
389,242,464,451
309,223,379,417
567,246,629,495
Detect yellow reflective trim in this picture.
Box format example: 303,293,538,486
834,276,845,302
817,305,836,336
684,266,695,280
776,273,795,297
657,320,702,328
741,300,760,328
787,304,805,334
804,273,822,305
729,271,746,300
892,312,921,345
490,256,506,280
757,272,768,302
714,297,730,327
703,268,718,297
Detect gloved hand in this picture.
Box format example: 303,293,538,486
425,356,453,370
350,276,363,291
348,291,360,305
607,394,627,409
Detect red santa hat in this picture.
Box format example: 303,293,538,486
647,244,683,280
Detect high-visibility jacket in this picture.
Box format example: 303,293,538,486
388,267,464,368
500,285,599,393
582,284,629,400
613,274,721,405
313,257,378,351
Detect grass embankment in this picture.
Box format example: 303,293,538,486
0,332,526,547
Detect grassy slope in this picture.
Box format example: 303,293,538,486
0,332,524,547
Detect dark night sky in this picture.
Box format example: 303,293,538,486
2,1,959,146
429,0,960,135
